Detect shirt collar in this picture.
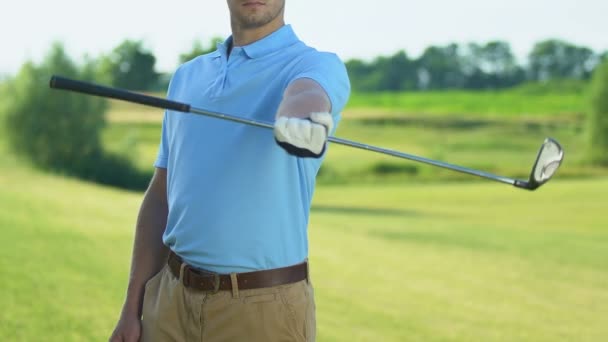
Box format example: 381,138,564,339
214,24,299,59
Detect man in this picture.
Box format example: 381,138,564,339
110,0,350,341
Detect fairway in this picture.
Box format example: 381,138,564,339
1,158,606,341
2,90,607,341
2,2,607,339
311,181,607,341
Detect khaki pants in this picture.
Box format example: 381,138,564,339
141,264,316,342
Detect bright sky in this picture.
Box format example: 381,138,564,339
2,0,606,75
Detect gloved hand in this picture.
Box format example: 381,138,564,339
274,112,333,158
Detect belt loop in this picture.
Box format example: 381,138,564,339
230,273,239,299
179,263,188,287
306,259,310,284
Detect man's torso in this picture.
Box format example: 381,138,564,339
155,25,350,273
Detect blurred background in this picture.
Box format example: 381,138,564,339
1,1,607,341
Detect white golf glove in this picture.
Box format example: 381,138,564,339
274,112,334,158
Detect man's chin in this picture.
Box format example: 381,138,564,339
240,18,273,29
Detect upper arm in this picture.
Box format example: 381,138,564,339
148,167,168,205
281,52,351,119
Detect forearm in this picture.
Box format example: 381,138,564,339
277,90,330,119
122,172,169,318
276,79,331,119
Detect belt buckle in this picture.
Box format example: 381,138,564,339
199,271,221,294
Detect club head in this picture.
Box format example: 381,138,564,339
515,138,564,190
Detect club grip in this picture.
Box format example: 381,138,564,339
49,75,191,113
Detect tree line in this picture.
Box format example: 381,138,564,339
45,37,607,92
1,38,607,192
91,38,223,92
347,40,607,91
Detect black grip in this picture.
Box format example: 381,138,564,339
49,75,191,113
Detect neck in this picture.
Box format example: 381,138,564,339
231,18,285,47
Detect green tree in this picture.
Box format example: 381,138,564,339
179,37,224,64
599,51,608,65
377,51,417,91
346,51,418,92
587,59,608,166
2,43,106,172
416,44,465,89
528,39,595,81
99,40,159,90
1,43,150,190
464,41,525,89
345,58,374,91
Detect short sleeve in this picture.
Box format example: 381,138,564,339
154,112,169,169
289,52,351,116
153,67,184,169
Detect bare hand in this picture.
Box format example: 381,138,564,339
109,314,142,342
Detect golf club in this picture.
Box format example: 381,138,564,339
49,75,564,191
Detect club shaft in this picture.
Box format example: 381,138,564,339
50,75,520,186
190,107,274,130
192,106,519,185
327,136,518,185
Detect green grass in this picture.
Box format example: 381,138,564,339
102,119,162,171
1,155,606,341
2,88,607,340
347,90,585,117
0,164,139,340
311,181,608,341
323,113,589,182
108,85,588,118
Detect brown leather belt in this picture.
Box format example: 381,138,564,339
167,251,307,292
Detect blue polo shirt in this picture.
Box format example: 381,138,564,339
154,25,350,273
